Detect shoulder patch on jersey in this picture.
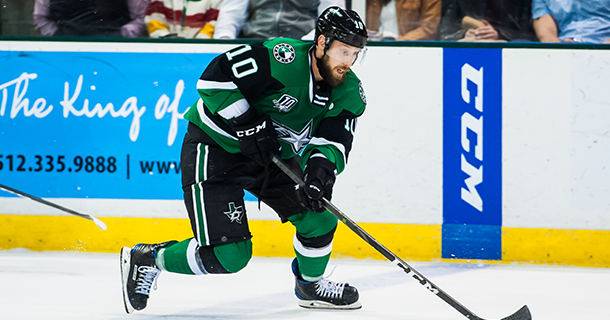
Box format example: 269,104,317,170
273,43,296,64
273,94,298,112
359,81,367,104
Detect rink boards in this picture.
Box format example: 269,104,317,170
1,40,609,267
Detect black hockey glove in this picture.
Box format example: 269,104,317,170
229,108,280,166
297,156,337,213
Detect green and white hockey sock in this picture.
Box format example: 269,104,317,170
293,234,333,281
288,211,338,281
155,238,205,275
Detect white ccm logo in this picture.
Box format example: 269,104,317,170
236,120,267,137
460,64,483,212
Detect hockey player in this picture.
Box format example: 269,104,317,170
120,6,368,313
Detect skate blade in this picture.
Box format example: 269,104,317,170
120,246,135,314
298,300,362,310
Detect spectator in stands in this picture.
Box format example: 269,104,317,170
532,0,610,44
438,0,536,42
33,0,148,37
365,0,441,41
145,0,223,39
213,0,344,40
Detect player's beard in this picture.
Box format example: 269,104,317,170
318,54,349,87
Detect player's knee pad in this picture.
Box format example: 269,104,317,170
207,239,252,273
198,240,252,274
289,210,338,240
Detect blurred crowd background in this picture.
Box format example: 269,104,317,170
0,0,609,43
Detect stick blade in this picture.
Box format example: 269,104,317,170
500,305,531,320
91,216,107,231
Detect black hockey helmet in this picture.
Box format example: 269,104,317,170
315,6,367,49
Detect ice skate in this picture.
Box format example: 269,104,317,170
292,258,362,309
120,241,175,313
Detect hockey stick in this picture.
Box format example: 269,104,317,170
0,183,107,231
271,154,531,320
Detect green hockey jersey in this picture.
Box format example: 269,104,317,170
183,38,367,174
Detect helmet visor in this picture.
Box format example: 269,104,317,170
325,41,368,67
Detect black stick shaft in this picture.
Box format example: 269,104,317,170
271,154,530,320
0,183,107,230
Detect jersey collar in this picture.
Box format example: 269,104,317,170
308,47,332,108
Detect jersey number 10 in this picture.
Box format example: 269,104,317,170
226,45,259,79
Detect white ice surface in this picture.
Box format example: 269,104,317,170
0,249,608,319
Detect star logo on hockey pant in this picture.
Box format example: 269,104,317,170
273,120,312,154
224,202,244,224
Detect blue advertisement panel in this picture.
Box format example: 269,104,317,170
442,48,502,260
0,50,217,200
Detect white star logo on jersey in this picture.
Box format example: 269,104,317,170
273,120,312,154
